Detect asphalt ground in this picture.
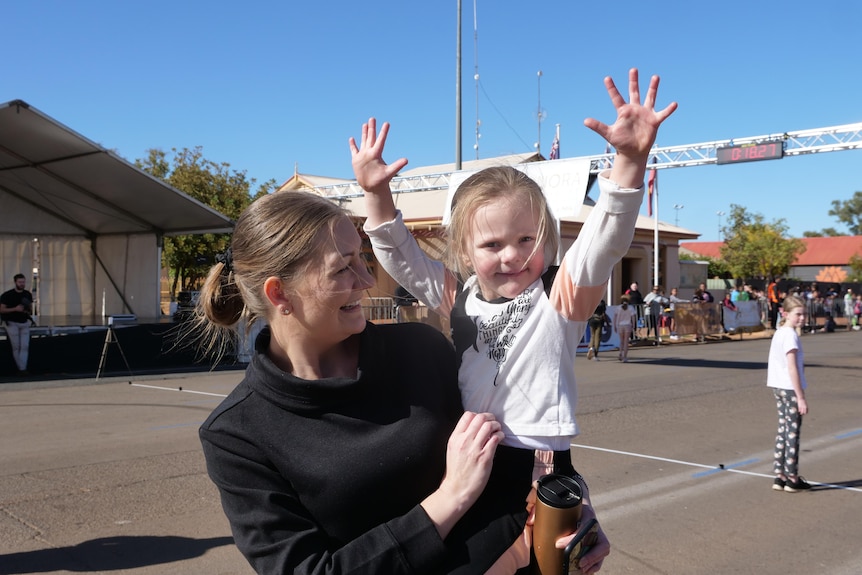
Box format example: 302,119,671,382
1,330,860,574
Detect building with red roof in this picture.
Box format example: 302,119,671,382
680,236,862,283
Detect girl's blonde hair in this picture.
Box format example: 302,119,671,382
190,191,350,359
780,295,805,326
444,166,559,279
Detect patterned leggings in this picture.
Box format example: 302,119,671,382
773,388,803,477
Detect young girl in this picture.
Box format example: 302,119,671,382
614,297,637,362
352,69,676,573
768,294,812,492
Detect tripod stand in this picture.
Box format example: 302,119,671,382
96,321,133,379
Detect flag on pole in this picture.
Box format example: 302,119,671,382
647,157,657,217
549,124,560,160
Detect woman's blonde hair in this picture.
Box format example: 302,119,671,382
444,166,559,279
190,191,350,359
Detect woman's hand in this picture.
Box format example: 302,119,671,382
440,411,503,506
421,411,503,539
555,505,610,575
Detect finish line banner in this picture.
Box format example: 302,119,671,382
443,157,592,224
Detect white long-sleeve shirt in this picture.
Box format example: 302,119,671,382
365,173,643,450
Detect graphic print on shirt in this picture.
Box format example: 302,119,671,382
453,289,533,387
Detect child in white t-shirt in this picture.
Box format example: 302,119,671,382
767,295,811,492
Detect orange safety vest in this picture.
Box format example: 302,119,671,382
768,282,779,303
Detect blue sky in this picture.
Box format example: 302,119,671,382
6,1,860,241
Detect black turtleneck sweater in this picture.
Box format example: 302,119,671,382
200,321,521,575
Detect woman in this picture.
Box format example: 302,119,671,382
197,191,520,574
613,296,637,362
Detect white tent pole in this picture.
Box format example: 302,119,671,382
653,169,660,288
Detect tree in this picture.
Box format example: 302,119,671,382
679,252,730,279
828,191,862,235
848,253,862,282
803,227,843,237
719,204,806,280
136,147,277,296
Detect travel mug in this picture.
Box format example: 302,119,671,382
532,473,583,575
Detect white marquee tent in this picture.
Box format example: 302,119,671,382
0,99,234,323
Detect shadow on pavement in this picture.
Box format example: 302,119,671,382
0,535,235,574
622,357,767,370
809,478,862,492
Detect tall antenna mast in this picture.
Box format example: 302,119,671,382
473,0,480,160
536,70,544,156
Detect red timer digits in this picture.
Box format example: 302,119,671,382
716,142,784,165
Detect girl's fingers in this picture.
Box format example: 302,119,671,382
643,75,659,109
655,101,679,123
375,121,391,151
627,68,640,105
604,76,625,109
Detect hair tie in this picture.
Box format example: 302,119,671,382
215,248,234,273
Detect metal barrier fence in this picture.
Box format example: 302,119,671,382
363,296,446,331
362,297,396,322
362,295,851,350
631,300,770,341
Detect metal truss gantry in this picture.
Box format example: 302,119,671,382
314,122,862,199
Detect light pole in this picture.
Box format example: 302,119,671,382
673,204,684,226
716,211,726,240
535,70,544,156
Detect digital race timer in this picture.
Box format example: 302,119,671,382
716,141,784,165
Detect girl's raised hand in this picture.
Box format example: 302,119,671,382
584,68,677,161
349,117,408,195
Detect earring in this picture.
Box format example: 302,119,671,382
281,307,291,316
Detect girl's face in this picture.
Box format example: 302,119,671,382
465,198,545,301
290,216,375,342
784,306,806,329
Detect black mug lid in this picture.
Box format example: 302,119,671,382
536,473,582,508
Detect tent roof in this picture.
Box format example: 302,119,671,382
0,99,235,237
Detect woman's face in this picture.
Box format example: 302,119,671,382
290,216,375,342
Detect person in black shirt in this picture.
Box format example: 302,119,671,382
0,273,33,374
586,300,609,360
698,282,714,303
625,281,644,340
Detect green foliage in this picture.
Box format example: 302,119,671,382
828,191,862,235
135,147,278,296
848,253,862,282
803,227,844,238
679,252,730,278
719,204,806,279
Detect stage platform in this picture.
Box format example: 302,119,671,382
0,315,235,379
